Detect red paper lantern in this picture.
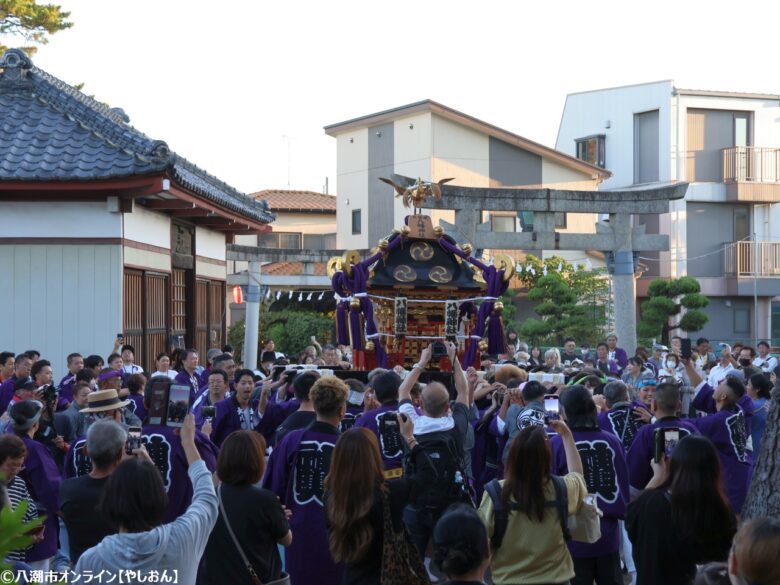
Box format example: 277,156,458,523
232,285,243,304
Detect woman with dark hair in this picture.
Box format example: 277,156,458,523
552,385,629,585
746,372,772,454
626,435,736,585
528,346,543,368
505,330,520,355
478,421,586,584
205,430,291,584
728,517,780,585
126,373,147,422
325,423,435,585
432,505,490,584
75,415,217,585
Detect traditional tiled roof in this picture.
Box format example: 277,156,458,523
0,49,274,224
252,189,336,213
262,262,327,276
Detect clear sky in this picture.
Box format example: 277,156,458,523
20,0,780,196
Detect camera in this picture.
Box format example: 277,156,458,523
200,405,216,420
38,384,58,406
431,341,448,361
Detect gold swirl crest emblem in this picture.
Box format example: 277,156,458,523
393,265,417,283
428,266,453,283
409,242,435,261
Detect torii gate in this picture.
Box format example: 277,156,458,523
228,178,688,368
425,177,689,355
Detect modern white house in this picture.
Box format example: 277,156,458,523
324,100,611,270
557,80,780,344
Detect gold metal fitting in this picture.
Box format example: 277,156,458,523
433,226,444,237
349,298,361,310
461,243,473,256
365,341,375,352
493,301,504,313
378,239,389,250
400,225,411,236
478,339,489,352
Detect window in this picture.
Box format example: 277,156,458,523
575,135,606,168
491,214,516,232
634,110,659,184
352,209,362,234
734,307,750,335
259,232,302,249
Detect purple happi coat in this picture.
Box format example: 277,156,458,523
597,401,650,451
56,373,76,410
173,369,200,397
692,384,754,513
19,434,62,562
470,404,501,498
354,402,404,470
550,428,629,558
626,416,699,491
211,395,261,446
126,393,147,422
262,422,343,585
0,376,18,415
141,425,218,522
255,399,300,446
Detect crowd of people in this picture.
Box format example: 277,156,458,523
0,330,778,585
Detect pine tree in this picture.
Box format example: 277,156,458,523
0,0,71,56
636,277,709,344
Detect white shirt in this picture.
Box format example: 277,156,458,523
122,364,144,375
707,362,739,387
753,355,778,373
151,370,177,380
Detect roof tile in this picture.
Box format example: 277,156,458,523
0,49,274,224
252,189,336,212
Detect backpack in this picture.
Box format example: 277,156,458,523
405,432,473,521
484,476,570,550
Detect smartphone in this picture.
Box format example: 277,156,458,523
117,333,124,339
544,396,560,423
126,426,142,455
166,384,191,428
200,405,216,420
25,525,45,537
654,427,680,463
146,377,169,425
680,338,692,360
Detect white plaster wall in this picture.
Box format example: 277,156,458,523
335,127,369,249
123,246,171,272
272,212,336,234
0,201,122,237
195,227,226,261
122,205,170,248
430,114,489,228
541,159,598,188
196,259,226,280
556,81,674,188
0,244,122,375
394,113,433,225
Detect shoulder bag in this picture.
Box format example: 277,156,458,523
217,484,291,585
379,484,431,585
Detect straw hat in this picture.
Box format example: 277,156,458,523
80,389,131,413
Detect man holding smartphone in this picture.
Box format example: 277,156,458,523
60,420,152,564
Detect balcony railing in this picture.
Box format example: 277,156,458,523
725,240,780,277
723,146,780,183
